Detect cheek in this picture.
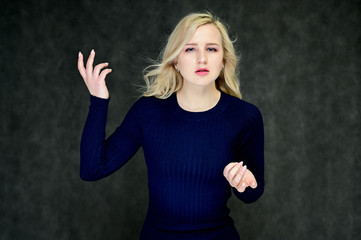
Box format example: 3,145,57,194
211,57,224,69
176,56,190,69
213,53,224,65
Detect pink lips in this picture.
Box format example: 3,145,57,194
195,68,209,76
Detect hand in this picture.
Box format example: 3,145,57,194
223,162,258,193
77,49,112,99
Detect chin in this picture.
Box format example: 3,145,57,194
196,76,218,85
190,80,217,88
181,74,219,88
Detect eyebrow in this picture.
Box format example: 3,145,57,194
185,43,220,46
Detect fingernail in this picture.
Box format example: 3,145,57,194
242,165,247,171
239,161,243,165
91,49,94,54
78,51,81,58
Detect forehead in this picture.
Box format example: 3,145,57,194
187,23,222,44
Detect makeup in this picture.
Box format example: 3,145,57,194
195,68,209,76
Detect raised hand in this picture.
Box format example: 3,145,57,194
223,162,258,193
77,49,112,99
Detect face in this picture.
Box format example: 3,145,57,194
175,23,224,89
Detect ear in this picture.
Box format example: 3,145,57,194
174,61,179,71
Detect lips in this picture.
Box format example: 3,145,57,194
195,68,209,76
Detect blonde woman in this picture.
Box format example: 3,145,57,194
78,12,264,240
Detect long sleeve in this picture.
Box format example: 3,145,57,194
80,95,142,181
78,91,266,235
232,107,265,203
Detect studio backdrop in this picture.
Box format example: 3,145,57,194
1,0,360,239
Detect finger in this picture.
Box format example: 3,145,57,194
246,176,257,189
226,162,243,182
98,68,112,82
236,181,248,193
242,169,257,189
223,162,238,177
93,62,109,77
77,52,86,79
232,165,247,187
86,49,95,76
250,180,258,189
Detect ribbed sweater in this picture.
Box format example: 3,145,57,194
80,90,264,235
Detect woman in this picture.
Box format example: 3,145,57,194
78,12,264,240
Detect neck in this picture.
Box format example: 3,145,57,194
176,83,221,112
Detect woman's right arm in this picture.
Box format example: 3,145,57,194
78,50,142,181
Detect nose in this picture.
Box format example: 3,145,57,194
197,50,207,64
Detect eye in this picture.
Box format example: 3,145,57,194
185,47,195,52
207,48,218,52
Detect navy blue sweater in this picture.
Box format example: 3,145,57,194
80,90,264,233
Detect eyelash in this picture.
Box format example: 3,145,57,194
207,48,217,52
185,48,195,52
184,47,218,52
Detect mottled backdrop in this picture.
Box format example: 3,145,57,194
1,0,360,239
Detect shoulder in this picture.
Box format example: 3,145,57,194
225,94,263,121
127,95,169,119
223,94,264,136
131,95,167,110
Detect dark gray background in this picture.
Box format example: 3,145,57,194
1,0,360,239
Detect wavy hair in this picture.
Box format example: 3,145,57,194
142,12,242,99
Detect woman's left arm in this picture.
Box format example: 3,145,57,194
224,107,265,204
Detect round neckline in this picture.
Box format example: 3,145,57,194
170,90,230,120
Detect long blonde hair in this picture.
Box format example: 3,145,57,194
142,12,242,99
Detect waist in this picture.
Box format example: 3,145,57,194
140,217,240,240
146,186,232,228
144,211,234,231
